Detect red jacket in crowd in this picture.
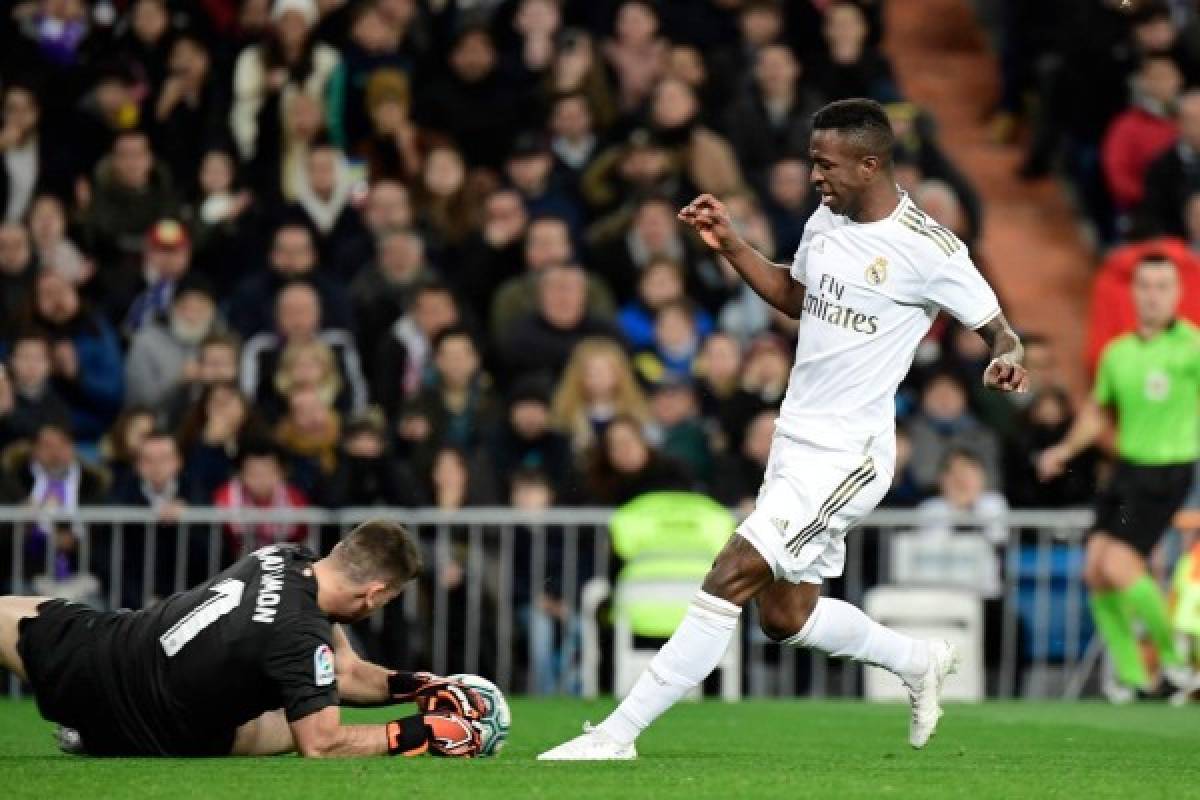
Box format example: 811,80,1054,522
1085,237,1200,373
1101,107,1178,211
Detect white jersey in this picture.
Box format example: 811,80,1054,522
778,192,1000,449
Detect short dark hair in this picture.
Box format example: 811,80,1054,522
811,98,895,164
334,519,423,589
431,325,476,355
940,446,984,476
1135,252,1178,273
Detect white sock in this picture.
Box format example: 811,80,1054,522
597,591,741,745
783,597,929,686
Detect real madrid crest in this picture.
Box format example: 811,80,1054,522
865,257,888,286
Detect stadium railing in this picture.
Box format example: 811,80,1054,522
1,506,1104,701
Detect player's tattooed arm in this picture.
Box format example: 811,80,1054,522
678,194,807,317
975,312,1029,393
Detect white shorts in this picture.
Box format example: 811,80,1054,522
737,432,894,585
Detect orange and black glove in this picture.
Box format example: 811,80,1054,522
388,672,486,720
385,713,482,758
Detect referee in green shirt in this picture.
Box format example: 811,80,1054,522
1039,255,1200,698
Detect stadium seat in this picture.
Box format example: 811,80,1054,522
863,587,985,702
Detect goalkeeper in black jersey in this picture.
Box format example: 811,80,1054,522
0,519,486,758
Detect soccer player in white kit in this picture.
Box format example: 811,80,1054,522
540,99,1028,761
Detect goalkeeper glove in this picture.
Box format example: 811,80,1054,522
388,672,486,719
385,713,482,758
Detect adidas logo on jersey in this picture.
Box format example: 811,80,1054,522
771,517,790,535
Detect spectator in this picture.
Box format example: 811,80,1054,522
358,69,423,185
505,131,583,237
723,43,821,184
230,0,341,162
291,143,363,261
26,271,124,445
27,193,91,288
647,375,711,484
603,0,668,113
1136,90,1200,238
546,28,618,131
414,26,528,169
0,421,109,599
107,431,205,608
1004,387,1097,509
1,83,70,222
693,331,742,430
551,336,649,458
178,382,267,502
634,300,703,382
0,332,71,450
101,406,157,490
1101,54,1182,215
712,407,776,514
337,1,419,154
580,127,683,219
583,414,691,505
349,226,435,361
648,77,744,198
908,370,1002,495
368,280,462,418
150,32,229,197
590,195,696,305
85,130,180,306
763,156,811,257
413,144,477,250
719,334,790,451
243,282,369,419
453,188,529,324
124,218,194,335
0,222,36,334
213,439,309,560
811,1,898,103
423,445,499,509
160,332,241,430
883,426,922,508
274,385,341,475
617,257,713,351
489,216,615,340
548,92,600,182
124,275,223,411
322,407,418,507
329,178,414,280
490,375,573,494
224,222,352,336
187,149,259,290
398,327,500,467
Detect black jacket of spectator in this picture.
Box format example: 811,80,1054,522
0,387,71,451
488,423,574,496
500,312,624,383
321,452,422,508
584,452,693,506
1134,143,1200,238
710,451,766,509
722,86,821,184
224,268,353,338
415,68,531,169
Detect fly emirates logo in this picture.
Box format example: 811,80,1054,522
802,274,880,335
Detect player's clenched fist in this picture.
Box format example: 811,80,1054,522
982,356,1029,393
678,194,742,254
389,671,488,719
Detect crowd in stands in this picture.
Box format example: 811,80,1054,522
0,0,1152,612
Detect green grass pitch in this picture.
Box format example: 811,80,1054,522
1,698,1194,799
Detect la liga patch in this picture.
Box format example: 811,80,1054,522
314,644,335,686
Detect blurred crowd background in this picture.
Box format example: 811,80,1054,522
0,0,1196,611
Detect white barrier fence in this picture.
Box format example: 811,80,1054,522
2,506,1103,700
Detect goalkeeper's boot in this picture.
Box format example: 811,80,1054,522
537,722,637,761
906,639,959,749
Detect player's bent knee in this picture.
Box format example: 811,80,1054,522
701,536,775,606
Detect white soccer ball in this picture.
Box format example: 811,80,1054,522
449,673,511,757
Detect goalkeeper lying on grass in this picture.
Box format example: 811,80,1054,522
0,519,487,758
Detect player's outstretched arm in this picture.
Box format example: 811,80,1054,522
678,194,806,317
975,312,1028,393
332,624,392,705
290,705,481,758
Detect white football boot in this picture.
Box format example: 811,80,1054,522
538,722,637,761
906,640,959,749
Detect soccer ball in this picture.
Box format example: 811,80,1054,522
449,674,511,757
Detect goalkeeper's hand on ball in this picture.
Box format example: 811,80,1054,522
386,712,483,758
388,671,488,719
